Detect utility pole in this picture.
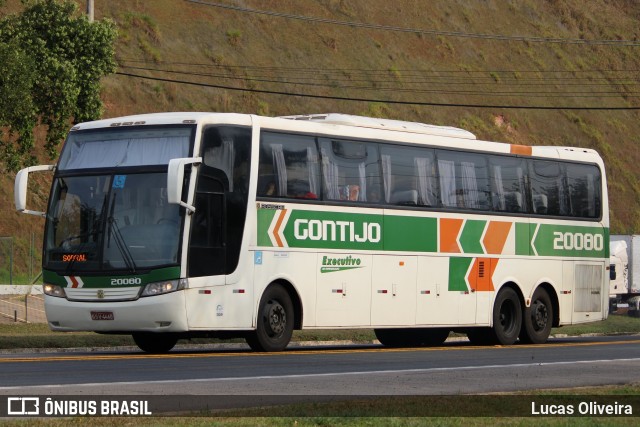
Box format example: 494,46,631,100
87,0,94,22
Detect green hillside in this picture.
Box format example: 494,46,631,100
1,0,640,281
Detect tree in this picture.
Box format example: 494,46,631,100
0,0,117,171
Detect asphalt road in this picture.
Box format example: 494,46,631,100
1,335,639,398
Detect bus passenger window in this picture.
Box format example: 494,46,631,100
318,138,380,203
489,155,527,213
436,150,491,210
530,160,569,216
380,145,437,206
258,133,320,199
566,163,601,218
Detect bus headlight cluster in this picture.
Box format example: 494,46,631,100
43,284,66,298
140,279,187,297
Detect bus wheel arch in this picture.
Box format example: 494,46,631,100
520,283,557,344
246,280,301,352
272,279,303,330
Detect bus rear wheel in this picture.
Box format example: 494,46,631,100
132,332,178,353
246,284,294,352
519,288,553,344
491,287,522,345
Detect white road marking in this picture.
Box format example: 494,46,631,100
1,357,639,391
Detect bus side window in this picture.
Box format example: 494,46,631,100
489,155,527,213
565,163,601,218
380,144,437,206
436,150,491,210
258,133,321,199
318,138,380,203
529,160,569,216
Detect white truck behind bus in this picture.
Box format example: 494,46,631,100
610,235,640,316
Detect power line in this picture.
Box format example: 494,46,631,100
116,60,640,87
115,71,640,110
185,0,640,46
118,59,640,75
116,65,640,97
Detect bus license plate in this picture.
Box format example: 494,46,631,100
91,311,114,321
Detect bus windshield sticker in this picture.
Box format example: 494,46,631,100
112,175,127,189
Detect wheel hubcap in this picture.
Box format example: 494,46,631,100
532,300,548,331
266,301,286,336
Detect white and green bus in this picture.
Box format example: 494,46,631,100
15,112,609,353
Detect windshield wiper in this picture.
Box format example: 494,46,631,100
107,192,137,274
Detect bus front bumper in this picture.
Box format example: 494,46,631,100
43,291,188,333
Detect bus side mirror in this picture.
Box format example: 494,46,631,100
14,165,55,216
167,157,202,213
610,264,617,281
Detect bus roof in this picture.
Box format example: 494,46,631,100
69,112,236,131
68,112,602,164
71,112,476,140
279,113,477,140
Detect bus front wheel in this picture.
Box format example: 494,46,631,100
519,287,553,344
132,332,178,353
246,284,294,352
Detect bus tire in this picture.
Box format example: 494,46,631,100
519,287,553,344
491,287,522,345
246,284,294,352
132,332,178,353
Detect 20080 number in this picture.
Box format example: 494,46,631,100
110,278,142,286
553,231,603,251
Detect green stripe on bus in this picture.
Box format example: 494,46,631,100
282,210,384,250
257,208,278,247
515,222,530,255
459,220,486,254
257,208,607,259
384,215,437,252
532,224,607,257
449,257,472,291
42,266,182,288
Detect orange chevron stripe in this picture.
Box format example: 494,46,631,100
440,218,463,253
468,258,497,292
273,209,287,247
483,221,512,255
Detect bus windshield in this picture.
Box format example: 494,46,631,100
43,125,195,273
44,172,183,272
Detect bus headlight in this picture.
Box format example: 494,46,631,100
43,284,66,298
140,279,187,297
